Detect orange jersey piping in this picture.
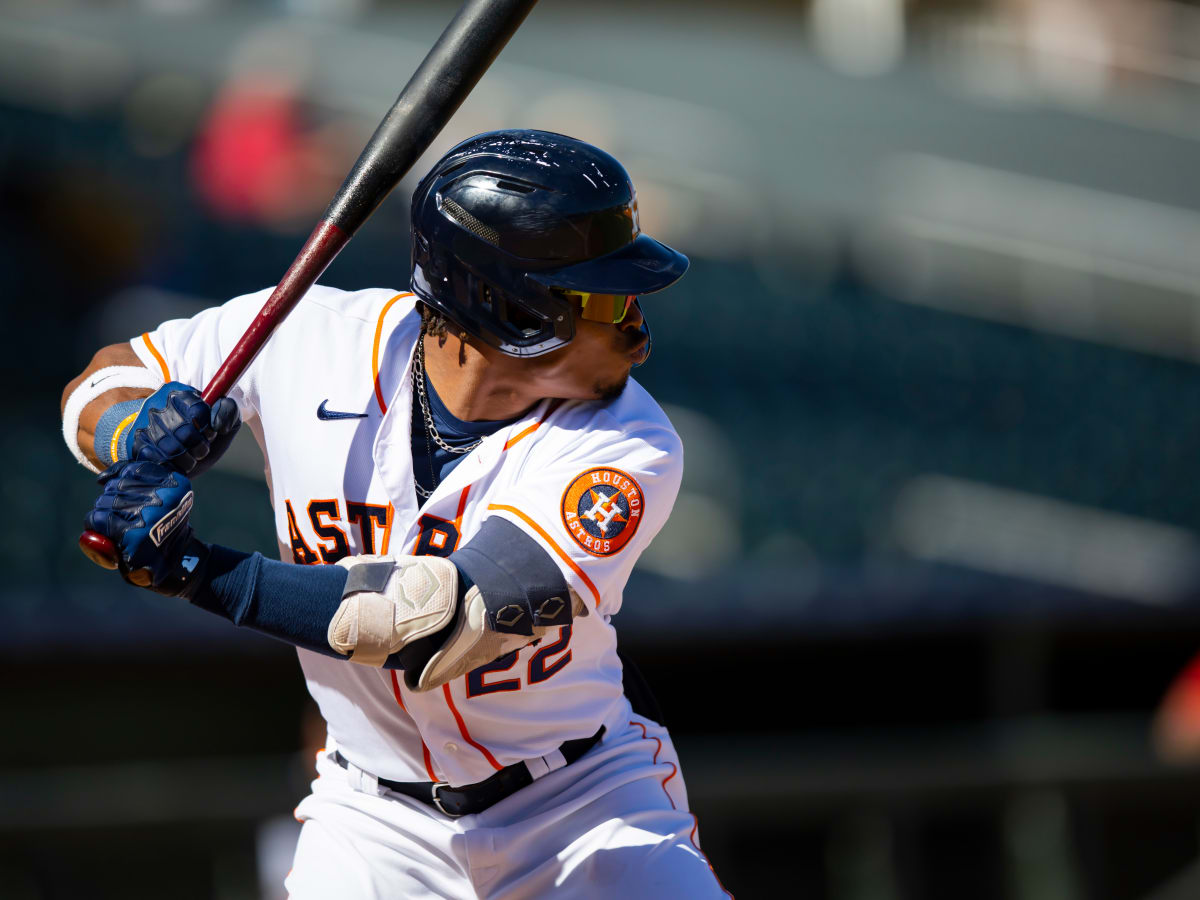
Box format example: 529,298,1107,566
371,292,413,416
630,720,677,809
454,485,471,525
390,670,439,782
502,399,564,451
442,683,503,771
141,333,170,382
630,720,733,897
691,815,734,897
379,503,395,554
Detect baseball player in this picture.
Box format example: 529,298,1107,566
62,131,729,898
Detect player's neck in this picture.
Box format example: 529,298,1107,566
420,332,540,423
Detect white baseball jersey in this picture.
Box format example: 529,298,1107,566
130,286,684,788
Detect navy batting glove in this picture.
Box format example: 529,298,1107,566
123,382,241,478
85,460,210,597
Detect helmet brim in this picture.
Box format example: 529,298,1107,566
526,234,689,296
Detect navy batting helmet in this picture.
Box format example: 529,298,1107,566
410,130,688,357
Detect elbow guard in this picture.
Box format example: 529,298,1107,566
329,552,586,691
415,584,587,692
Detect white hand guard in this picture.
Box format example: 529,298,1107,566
328,555,460,667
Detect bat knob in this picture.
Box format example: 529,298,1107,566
79,530,119,570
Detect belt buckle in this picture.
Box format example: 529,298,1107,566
430,782,464,818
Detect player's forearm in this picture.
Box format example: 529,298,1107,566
189,547,458,669
62,343,156,471
87,457,579,680
185,518,572,670
191,546,358,662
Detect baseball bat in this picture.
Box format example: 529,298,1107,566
79,0,539,569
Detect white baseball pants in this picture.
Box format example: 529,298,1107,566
285,715,730,899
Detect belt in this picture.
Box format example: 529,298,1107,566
332,726,605,818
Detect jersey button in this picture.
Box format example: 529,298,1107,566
443,741,459,753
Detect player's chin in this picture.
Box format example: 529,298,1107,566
593,371,631,404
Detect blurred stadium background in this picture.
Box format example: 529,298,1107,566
5,0,1200,896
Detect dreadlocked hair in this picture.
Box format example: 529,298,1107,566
417,301,451,340
416,301,471,363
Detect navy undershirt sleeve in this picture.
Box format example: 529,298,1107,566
189,547,452,669
187,519,571,664
190,545,354,661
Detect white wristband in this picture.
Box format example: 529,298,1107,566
62,365,164,473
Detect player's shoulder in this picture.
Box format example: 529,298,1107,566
230,286,417,356
215,285,413,328
547,379,682,457
297,285,416,325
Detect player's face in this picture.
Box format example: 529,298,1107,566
519,299,649,403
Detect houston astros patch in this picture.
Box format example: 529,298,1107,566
561,468,643,556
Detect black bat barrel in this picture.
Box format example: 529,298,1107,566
325,0,539,234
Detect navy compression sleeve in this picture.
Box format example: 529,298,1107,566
187,518,571,663
190,545,353,660
190,547,459,668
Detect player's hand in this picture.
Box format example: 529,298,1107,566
124,382,241,477
84,460,210,597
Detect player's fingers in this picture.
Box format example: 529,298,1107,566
97,460,169,496
211,397,240,435
152,431,190,464
112,460,176,490
131,437,169,467
176,422,211,460
108,493,155,515
83,507,111,536
95,462,126,485
169,389,212,433
145,409,194,459
85,503,138,533
153,406,200,449
178,425,209,457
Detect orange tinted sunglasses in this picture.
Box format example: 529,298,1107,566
552,290,637,324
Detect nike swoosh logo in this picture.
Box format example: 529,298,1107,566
317,399,368,420
89,373,120,389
